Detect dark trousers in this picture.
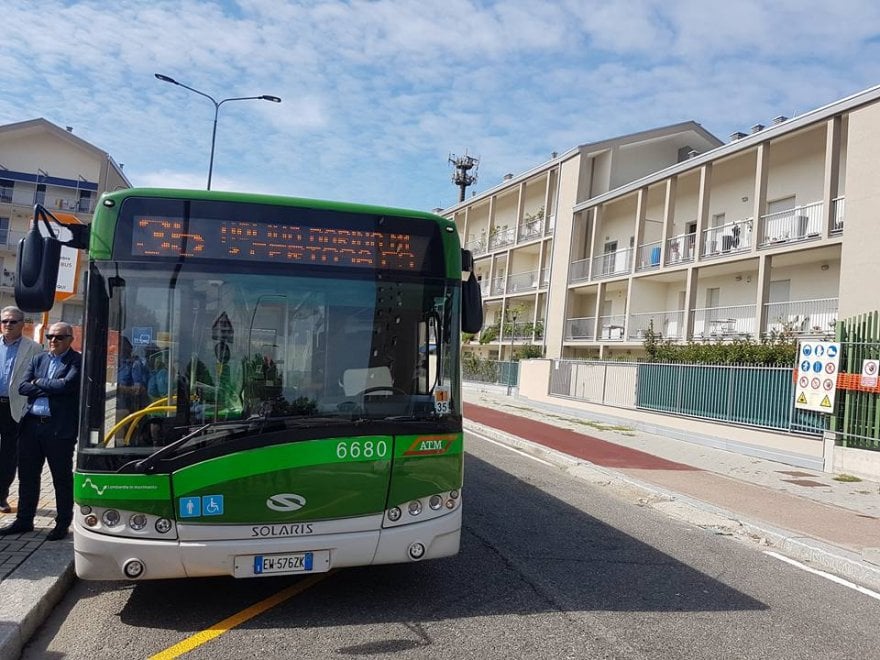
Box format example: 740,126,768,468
16,416,75,527
0,400,19,502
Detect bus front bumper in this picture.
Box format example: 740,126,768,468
73,507,462,580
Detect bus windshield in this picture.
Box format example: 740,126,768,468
81,259,460,459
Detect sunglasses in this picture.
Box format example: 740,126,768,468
0,319,21,325
46,334,72,341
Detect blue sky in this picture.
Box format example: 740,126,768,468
3,0,880,212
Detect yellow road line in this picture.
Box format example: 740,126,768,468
149,572,331,659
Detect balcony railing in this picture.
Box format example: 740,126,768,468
831,196,845,234
569,258,590,284
702,218,752,258
0,230,26,251
517,217,545,242
627,310,686,340
490,277,506,296
564,316,596,340
464,237,487,257
591,247,632,280
665,232,696,265
692,304,757,339
488,227,515,250
635,240,662,272
764,298,838,337
758,200,822,247
597,314,627,340
507,270,540,294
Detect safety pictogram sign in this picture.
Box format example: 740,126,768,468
795,341,841,413
861,359,879,388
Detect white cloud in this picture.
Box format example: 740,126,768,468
2,0,879,211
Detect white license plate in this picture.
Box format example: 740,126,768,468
234,550,330,577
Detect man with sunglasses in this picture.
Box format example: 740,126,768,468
0,307,41,514
0,322,81,541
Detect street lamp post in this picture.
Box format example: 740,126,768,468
154,74,281,190
506,309,519,396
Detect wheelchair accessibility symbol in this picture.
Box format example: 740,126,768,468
202,495,224,516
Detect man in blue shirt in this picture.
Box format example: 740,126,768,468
0,306,41,514
0,322,81,540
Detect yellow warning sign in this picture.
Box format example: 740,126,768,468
797,392,808,404
820,395,832,408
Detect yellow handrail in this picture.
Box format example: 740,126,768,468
104,397,175,446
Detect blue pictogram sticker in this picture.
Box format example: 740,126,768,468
179,496,201,518
813,361,823,373
202,494,224,516
801,360,811,372
802,345,812,357
815,345,825,357
827,345,838,357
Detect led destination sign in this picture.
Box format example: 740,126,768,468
131,216,429,272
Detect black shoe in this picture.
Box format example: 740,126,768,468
0,519,34,535
46,525,69,541
0,499,10,513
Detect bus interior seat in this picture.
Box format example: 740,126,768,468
342,366,393,396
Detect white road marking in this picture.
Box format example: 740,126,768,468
467,429,555,467
764,551,880,602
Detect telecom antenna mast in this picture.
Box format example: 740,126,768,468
449,153,479,202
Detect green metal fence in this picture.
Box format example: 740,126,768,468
462,359,520,388
833,312,880,451
636,362,825,434
548,359,825,436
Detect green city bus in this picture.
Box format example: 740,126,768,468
16,188,482,580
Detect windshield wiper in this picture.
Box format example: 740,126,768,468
119,419,263,473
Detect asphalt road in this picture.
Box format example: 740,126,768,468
22,432,880,659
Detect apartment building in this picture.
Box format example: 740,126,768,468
0,118,130,324
446,84,880,361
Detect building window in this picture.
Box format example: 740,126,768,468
0,217,8,246
34,184,46,206
78,190,92,213
0,179,12,203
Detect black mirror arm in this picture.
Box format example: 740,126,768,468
33,204,90,250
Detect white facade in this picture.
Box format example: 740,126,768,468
444,85,880,361
0,118,130,325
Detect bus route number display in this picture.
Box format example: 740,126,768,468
131,216,425,272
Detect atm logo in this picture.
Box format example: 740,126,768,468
404,434,458,456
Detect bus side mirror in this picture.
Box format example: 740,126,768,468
15,224,61,313
461,249,483,333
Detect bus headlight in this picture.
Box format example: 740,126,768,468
129,514,148,531
84,514,98,527
429,495,443,510
408,500,422,516
155,518,173,534
387,507,402,522
102,509,121,527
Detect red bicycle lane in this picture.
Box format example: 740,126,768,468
464,403,697,472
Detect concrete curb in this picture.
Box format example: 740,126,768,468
465,419,880,593
0,540,75,660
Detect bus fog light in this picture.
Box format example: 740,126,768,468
102,509,121,527
408,500,422,516
129,514,147,531
84,514,98,527
387,507,402,522
155,518,173,534
429,495,443,510
446,499,456,509
123,559,145,579
408,542,426,560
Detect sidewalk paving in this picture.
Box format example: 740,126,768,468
463,384,880,592
1,387,879,658
0,466,74,660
